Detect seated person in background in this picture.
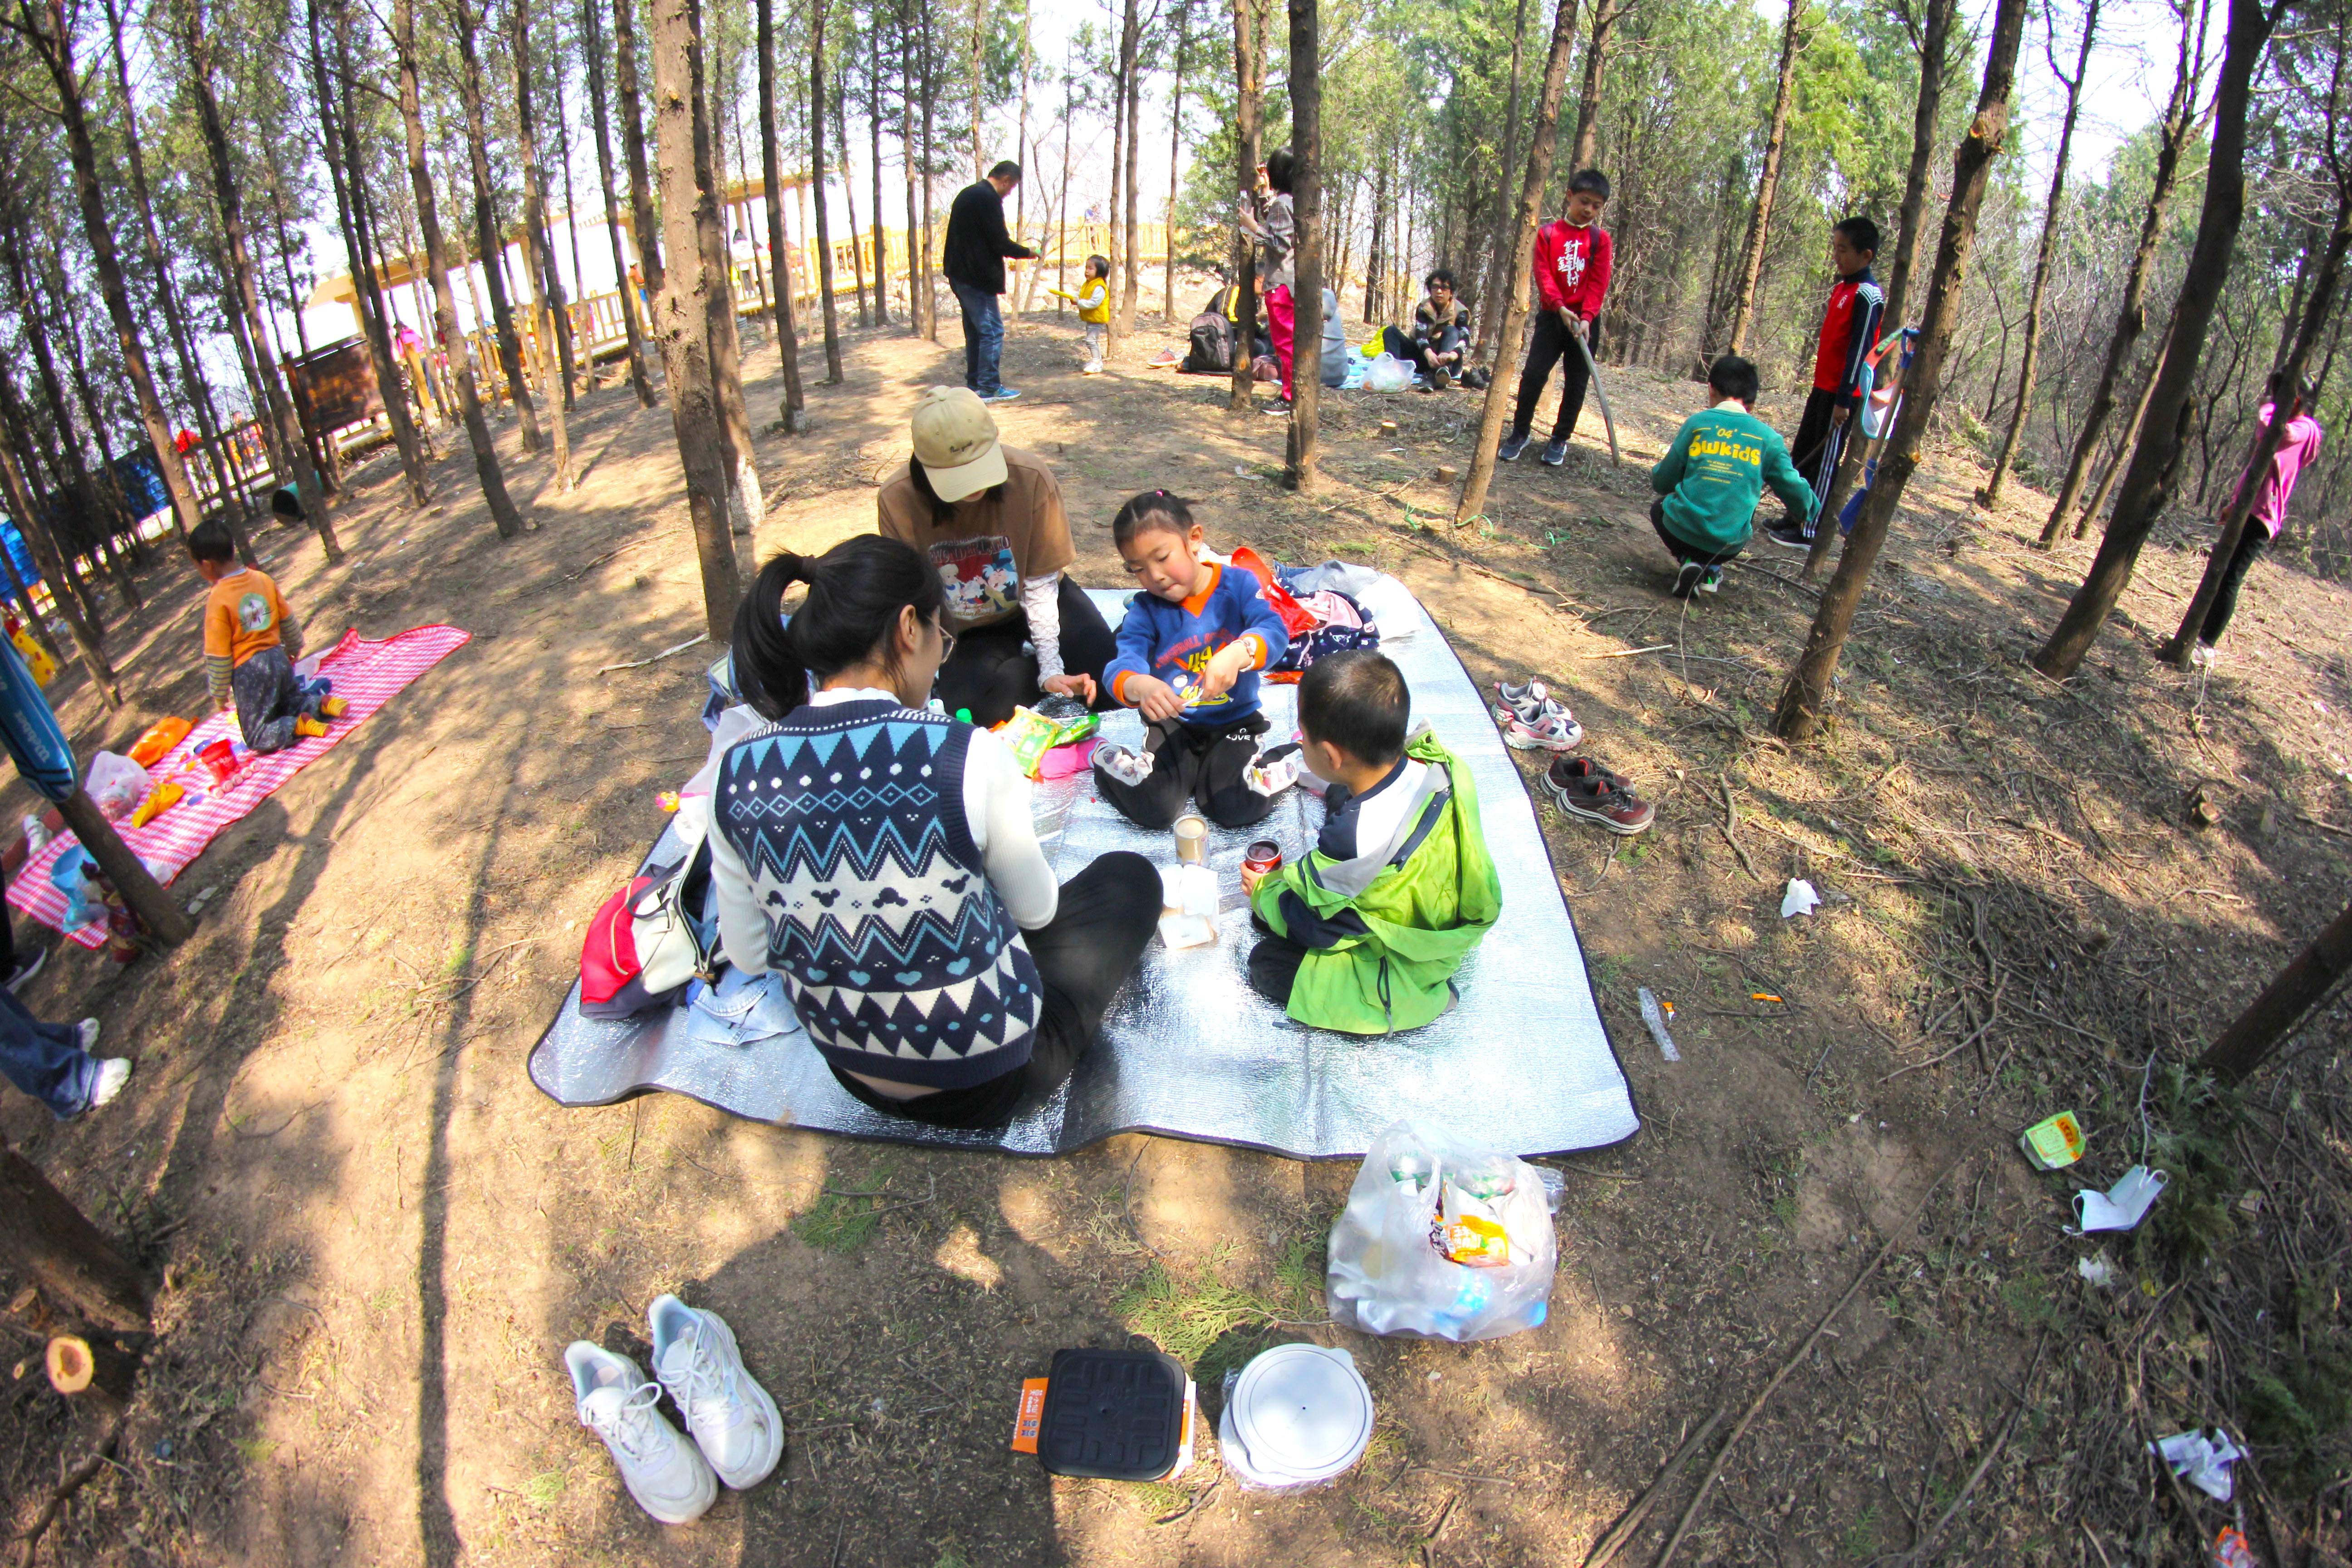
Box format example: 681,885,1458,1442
1648,353,1818,600
1093,491,1290,830
188,518,346,754
1241,652,1500,1035
876,387,1118,726
1380,269,1472,389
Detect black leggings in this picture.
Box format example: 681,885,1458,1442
1381,324,1466,380
1650,500,1744,568
1094,712,1274,830
827,851,1161,1129
932,576,1119,727
1510,311,1597,442
2200,528,2269,646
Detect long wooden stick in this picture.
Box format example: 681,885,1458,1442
1650,1154,1967,1568
1582,1401,1730,1567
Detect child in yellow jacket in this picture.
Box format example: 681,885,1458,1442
1049,254,1112,374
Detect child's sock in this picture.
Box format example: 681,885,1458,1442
294,715,330,740
318,696,348,719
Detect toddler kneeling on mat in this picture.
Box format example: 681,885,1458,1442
1240,651,1501,1034
188,518,346,755
1093,491,1291,830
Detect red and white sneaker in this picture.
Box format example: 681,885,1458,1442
1501,710,1584,752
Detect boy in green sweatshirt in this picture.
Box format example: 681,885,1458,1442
1649,355,1819,599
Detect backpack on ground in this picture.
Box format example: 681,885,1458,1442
1184,312,1235,373
580,819,725,1019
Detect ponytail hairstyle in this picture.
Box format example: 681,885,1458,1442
731,535,947,720
1110,489,1197,551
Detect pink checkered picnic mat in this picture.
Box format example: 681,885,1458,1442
7,624,471,946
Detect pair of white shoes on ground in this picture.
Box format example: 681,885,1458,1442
566,1294,783,1524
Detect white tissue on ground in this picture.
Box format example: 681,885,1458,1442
2150,1428,2246,1500
1781,879,1821,918
2073,1165,2168,1233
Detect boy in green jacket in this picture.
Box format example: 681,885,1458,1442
1650,354,1819,599
1241,652,1500,1034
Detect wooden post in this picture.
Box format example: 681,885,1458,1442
2200,899,2352,1083
54,789,194,946
0,1142,151,1336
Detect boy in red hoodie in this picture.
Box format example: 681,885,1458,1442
1764,217,1884,549
1501,169,1613,467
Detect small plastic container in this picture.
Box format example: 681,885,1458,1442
194,738,240,786
1216,1344,1375,1490
2020,1111,2086,1170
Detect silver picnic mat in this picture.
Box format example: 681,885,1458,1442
525,588,1640,1158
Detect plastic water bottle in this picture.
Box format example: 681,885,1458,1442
1638,987,1681,1061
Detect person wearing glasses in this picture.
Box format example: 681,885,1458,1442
876,386,1118,725
707,536,1159,1129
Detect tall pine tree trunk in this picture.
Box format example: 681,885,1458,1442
1282,0,1323,490
1726,0,1803,356
1473,0,1529,364
513,0,575,485
870,20,890,323
1227,0,1268,412
614,0,665,305
811,0,845,382
902,0,927,338
0,363,119,706
2037,0,2204,547
1164,0,1190,322
23,0,205,543
396,0,526,538
454,0,544,451
1117,0,1145,335
1775,0,2030,740
2034,0,2274,680
838,88,867,327
919,0,939,343
1569,0,1621,172
583,0,657,405
756,0,808,429
1979,0,2099,509
649,0,748,640
1883,0,1955,330
1454,0,1580,523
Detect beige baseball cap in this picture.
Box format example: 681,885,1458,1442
909,386,1008,502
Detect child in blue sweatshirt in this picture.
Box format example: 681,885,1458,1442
1095,491,1291,829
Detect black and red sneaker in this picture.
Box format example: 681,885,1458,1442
1545,768,1656,836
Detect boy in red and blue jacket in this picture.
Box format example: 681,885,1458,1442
1767,216,1885,548
1093,493,1290,831
1502,169,1614,468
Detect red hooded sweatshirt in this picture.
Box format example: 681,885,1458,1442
1531,220,1613,320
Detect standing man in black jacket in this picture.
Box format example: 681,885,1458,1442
943,162,1039,403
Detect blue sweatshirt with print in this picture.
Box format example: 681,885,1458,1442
1104,563,1291,726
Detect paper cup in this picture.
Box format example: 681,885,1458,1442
1172,813,1209,865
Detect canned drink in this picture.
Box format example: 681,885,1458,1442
1172,813,1209,865
1242,839,1283,875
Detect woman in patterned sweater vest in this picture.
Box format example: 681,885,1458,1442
707,537,1160,1129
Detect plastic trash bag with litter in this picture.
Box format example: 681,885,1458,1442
86,750,150,819
1325,1118,1560,1342
1361,353,1415,393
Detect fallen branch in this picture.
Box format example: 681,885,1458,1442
1718,774,1761,883
1649,1155,1966,1568
13,1410,124,1568
1878,980,2007,1083
1586,644,1673,660
1581,1402,1730,1568
596,632,709,677
1900,1331,2049,1565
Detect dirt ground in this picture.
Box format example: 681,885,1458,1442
5,287,2350,1567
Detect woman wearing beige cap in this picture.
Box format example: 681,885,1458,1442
876,387,1118,725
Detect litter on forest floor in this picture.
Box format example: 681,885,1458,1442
2019,1110,2087,1170
1638,987,1679,1061
1780,878,1820,918
2076,1255,2115,1288
2149,1427,2246,1501
2073,1165,2168,1233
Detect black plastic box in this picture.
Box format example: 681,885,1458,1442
1034,1348,1189,1480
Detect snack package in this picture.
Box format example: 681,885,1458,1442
1435,1177,1514,1268
129,780,185,828
999,706,1065,778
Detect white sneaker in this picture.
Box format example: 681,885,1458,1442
1245,743,1304,798
649,1295,783,1490
1093,742,1156,788
565,1342,718,1524
74,1018,99,1053
88,1058,131,1109
2190,642,2217,668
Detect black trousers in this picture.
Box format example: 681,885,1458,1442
1247,927,1309,1007
828,851,1161,1130
1094,711,1274,830
1510,311,1597,442
933,576,1119,727
1784,389,1849,531
1649,501,1744,568
1381,324,1466,381
2201,528,2270,646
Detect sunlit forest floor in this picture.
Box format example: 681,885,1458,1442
5,290,2349,1566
